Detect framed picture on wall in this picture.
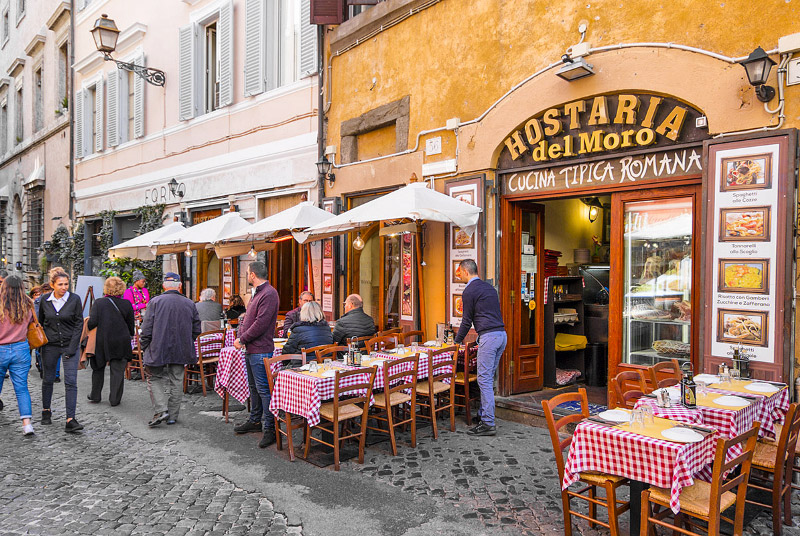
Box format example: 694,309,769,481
452,260,465,284
323,274,333,294
323,239,333,259
717,258,769,294
720,154,772,192
452,227,474,249
452,294,464,318
716,308,768,347
718,206,771,242
222,258,232,277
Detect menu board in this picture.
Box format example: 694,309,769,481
445,177,484,326
705,135,791,375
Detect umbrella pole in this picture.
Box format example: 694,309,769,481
415,227,426,336
306,243,315,296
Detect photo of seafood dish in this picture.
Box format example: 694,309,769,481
717,309,768,347
452,294,464,317
718,258,769,294
719,206,770,242
720,155,771,191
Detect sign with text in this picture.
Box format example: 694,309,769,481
446,177,484,327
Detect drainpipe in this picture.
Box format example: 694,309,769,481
316,24,325,207
68,2,75,222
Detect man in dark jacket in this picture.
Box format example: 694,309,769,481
195,288,223,321
233,261,280,447
140,272,201,427
281,291,313,335
454,259,506,437
332,294,376,345
282,301,333,356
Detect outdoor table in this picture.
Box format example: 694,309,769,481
130,328,236,353
563,409,718,535
269,362,374,427
371,344,461,386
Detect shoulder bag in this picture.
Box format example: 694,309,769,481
27,307,48,349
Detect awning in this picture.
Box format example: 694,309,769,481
217,201,334,244
152,212,251,255
108,221,186,260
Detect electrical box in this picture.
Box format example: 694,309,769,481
787,57,800,86
425,136,442,156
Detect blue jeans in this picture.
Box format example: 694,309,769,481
476,331,507,427
246,352,274,431
0,340,32,419
244,352,263,423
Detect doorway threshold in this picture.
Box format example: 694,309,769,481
496,384,608,429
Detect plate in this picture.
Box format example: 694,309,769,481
661,427,704,443
713,395,749,407
694,374,719,384
321,370,337,378
597,410,630,423
273,338,288,343
744,382,780,394
665,387,682,402
424,341,438,347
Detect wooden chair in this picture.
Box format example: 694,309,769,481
301,345,331,365
201,320,222,332
399,330,425,345
263,354,306,461
415,345,457,439
642,423,761,536
648,359,682,389
367,354,419,455
183,330,223,396
610,369,647,409
127,335,146,381
303,366,377,471
746,403,800,536
378,328,403,342
541,388,629,536
366,335,397,352
315,345,349,363
453,341,479,425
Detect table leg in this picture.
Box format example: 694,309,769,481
223,389,229,423
629,479,649,536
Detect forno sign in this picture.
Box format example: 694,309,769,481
497,93,707,169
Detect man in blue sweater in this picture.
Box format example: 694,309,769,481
454,259,507,436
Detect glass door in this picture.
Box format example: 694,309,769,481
620,193,696,367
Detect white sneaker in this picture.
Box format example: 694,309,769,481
23,423,34,436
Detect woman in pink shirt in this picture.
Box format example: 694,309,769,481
123,270,150,319
0,276,36,436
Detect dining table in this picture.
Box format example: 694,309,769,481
214,340,285,405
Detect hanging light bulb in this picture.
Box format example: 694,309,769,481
352,232,365,251
248,245,257,259
184,244,192,257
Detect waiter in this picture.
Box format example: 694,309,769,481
454,259,507,436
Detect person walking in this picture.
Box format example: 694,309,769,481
282,301,333,356
233,261,279,447
454,259,507,437
38,267,84,433
123,270,150,320
140,272,201,427
87,276,135,406
0,276,37,436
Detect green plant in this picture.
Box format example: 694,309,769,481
41,223,86,283
61,95,69,110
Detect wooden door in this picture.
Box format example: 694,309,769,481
509,202,545,393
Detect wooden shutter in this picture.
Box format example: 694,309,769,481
106,70,119,147
218,0,234,107
94,77,104,152
178,24,195,121
310,0,345,25
299,0,318,77
74,89,83,157
134,53,145,138
243,0,265,97
265,0,279,91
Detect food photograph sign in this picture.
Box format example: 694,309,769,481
445,177,484,327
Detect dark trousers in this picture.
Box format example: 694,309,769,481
41,345,79,419
244,352,263,423
89,358,126,406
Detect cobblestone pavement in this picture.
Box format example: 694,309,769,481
3,368,800,535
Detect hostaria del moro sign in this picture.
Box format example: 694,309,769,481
497,93,708,170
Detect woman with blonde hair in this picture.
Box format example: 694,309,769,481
0,276,36,435
38,267,84,432
87,276,135,406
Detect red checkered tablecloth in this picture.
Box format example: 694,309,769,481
563,420,717,513
214,343,284,403
131,328,236,353
375,347,457,382
269,362,373,427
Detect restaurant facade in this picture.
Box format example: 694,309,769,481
320,0,800,403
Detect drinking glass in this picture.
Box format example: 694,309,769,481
396,343,405,354
641,404,654,425
309,362,318,373
630,408,645,430
696,380,707,396
730,368,740,382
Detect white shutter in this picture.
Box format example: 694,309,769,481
218,0,234,107
178,24,195,121
74,89,83,157
299,0,317,77
134,53,145,138
265,0,279,91
95,77,104,152
106,70,119,147
243,0,265,97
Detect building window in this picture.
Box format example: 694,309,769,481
127,70,134,141
26,188,43,271
204,20,219,114
88,85,97,151
14,85,22,144
15,0,23,25
58,43,68,110
0,100,7,154
2,7,9,46
277,0,300,87
33,66,42,132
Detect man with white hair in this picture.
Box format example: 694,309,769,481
140,272,201,427
195,287,223,322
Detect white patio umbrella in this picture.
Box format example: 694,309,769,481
108,221,185,260
152,212,251,255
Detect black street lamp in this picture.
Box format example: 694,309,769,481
316,155,335,186
91,14,166,87
738,47,777,102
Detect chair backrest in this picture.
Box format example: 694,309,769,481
462,341,478,374
648,359,681,389
263,354,304,394
611,370,647,408
201,320,222,332
366,335,396,352
332,366,378,420
541,388,590,481
350,335,372,350
707,422,761,526
315,345,349,363
428,345,458,384
378,327,403,338
197,330,225,362
771,403,800,489
383,354,419,398
302,345,331,365
400,330,425,344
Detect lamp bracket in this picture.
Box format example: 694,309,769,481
104,53,165,87
755,84,776,103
